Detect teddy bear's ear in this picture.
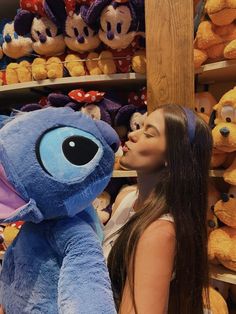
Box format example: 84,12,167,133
209,109,217,129
44,0,67,29
14,9,35,36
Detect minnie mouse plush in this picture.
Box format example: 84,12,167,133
84,0,145,73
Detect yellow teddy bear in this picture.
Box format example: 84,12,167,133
194,0,236,68
211,87,236,185
208,186,236,271
5,61,32,85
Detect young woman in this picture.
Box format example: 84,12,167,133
105,104,213,314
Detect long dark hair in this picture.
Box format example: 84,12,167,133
108,104,213,314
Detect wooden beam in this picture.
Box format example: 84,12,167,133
145,0,194,111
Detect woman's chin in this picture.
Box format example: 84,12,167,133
120,156,134,170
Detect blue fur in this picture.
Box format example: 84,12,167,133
0,107,118,313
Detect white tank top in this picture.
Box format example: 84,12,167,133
103,189,174,261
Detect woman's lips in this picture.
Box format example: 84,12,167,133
122,144,130,153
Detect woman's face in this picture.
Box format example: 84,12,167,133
121,109,167,172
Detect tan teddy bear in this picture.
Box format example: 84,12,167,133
194,0,236,68
211,87,236,185
208,186,236,271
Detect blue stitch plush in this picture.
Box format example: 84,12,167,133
0,107,119,313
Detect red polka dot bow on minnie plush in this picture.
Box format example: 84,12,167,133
20,0,46,16
128,87,147,107
69,89,105,103
65,0,94,15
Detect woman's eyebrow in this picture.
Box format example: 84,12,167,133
145,124,160,135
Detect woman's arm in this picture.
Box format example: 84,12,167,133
120,220,176,314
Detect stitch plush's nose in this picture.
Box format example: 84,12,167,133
220,127,230,137
4,34,12,43
39,34,47,43
77,36,85,44
221,193,230,202
107,31,114,41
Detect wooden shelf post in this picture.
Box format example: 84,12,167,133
145,0,194,111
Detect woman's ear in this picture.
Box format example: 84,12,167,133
14,9,34,36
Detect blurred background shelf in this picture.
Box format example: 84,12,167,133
196,60,236,84
0,74,146,102
210,264,236,285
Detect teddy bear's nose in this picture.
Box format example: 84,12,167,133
77,36,85,44
107,31,114,41
221,193,230,202
39,34,47,43
220,127,230,137
4,34,12,43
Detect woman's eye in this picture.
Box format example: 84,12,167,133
117,22,122,34
36,127,103,181
107,21,111,32
46,28,52,37
84,26,89,37
144,132,152,138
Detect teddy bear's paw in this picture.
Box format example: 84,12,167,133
224,168,236,185
47,69,58,80
98,51,116,74
16,66,32,83
224,39,236,59
32,68,47,81
194,49,208,69
6,68,19,84
69,66,86,77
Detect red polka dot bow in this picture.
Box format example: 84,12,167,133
65,0,94,15
128,87,147,107
20,0,46,16
69,89,105,103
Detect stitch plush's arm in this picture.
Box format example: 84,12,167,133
52,216,116,314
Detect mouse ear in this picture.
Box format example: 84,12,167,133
44,0,67,29
84,0,111,28
14,9,34,35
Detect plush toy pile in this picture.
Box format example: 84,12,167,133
0,0,146,85
194,0,236,68
0,107,119,313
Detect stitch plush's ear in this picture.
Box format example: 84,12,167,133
44,0,67,29
14,9,34,36
209,110,216,129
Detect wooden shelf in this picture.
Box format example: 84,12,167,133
112,169,224,178
210,264,236,285
196,59,236,84
0,74,146,101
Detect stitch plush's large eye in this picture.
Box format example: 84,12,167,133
36,127,103,181
221,105,234,123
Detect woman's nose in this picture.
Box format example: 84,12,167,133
128,129,142,142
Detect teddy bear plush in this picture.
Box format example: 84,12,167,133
194,0,236,68
0,20,33,84
14,0,66,81
210,87,236,185
208,185,236,271
0,107,119,313
85,0,146,74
